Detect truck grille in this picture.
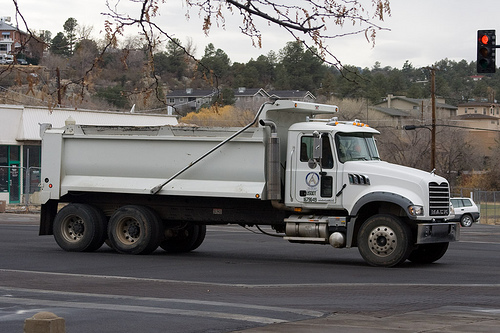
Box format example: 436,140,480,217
429,182,450,216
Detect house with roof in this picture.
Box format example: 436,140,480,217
454,101,500,157
370,96,500,158
457,101,500,118
166,88,316,112
367,106,411,129
165,88,216,112
268,90,316,102
365,94,457,130
0,17,28,60
374,94,457,121
233,87,269,108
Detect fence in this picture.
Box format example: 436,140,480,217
452,188,500,225
0,165,41,207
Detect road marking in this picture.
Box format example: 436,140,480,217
0,285,323,318
2,269,500,289
460,240,500,244
0,296,289,324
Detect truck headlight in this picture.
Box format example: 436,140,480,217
408,205,424,216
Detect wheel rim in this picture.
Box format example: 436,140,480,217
367,225,397,257
115,218,141,245
60,215,85,243
462,216,472,227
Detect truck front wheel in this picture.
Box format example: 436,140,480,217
357,214,412,267
53,203,107,252
408,242,449,264
160,224,206,253
107,205,163,255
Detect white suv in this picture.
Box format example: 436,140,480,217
449,197,480,227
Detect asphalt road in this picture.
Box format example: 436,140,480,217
1,214,500,332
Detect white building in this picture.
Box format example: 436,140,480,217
0,104,177,205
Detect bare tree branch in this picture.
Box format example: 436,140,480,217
5,0,391,109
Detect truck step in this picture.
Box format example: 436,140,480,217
283,236,328,243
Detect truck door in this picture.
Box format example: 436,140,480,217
292,133,336,205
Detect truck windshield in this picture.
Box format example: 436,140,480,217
335,133,380,163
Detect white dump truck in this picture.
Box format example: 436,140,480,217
39,100,459,267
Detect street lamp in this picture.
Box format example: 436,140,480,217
403,124,435,170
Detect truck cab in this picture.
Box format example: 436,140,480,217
284,117,449,221
277,111,457,266
286,118,380,209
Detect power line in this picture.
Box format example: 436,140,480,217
407,123,500,133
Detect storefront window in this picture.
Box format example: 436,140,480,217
23,145,41,193
10,145,19,162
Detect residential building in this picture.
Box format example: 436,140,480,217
374,94,457,121
268,90,316,102
367,106,411,129
0,17,28,59
233,87,269,109
457,101,500,117
455,102,500,157
165,88,316,112
369,97,500,159
166,88,216,112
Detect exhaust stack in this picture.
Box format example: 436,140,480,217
260,119,281,200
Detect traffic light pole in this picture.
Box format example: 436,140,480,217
430,67,436,171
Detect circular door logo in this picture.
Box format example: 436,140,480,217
305,172,320,187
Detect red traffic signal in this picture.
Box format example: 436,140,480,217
481,34,489,45
477,30,496,73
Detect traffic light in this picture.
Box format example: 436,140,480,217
477,30,496,73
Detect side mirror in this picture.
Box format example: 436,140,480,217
313,131,322,161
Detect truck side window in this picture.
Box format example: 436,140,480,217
321,134,334,169
300,136,313,162
300,135,333,169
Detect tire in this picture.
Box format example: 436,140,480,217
53,203,107,252
160,224,206,253
357,214,413,267
460,214,473,227
107,205,163,255
408,242,449,264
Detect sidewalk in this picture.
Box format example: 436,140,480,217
234,306,500,333
1,204,40,214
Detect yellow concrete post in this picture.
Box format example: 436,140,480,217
24,311,65,333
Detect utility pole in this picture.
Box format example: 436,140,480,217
430,66,436,171
421,100,424,122
406,67,437,172
56,67,62,106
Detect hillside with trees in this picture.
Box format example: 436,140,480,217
2,17,498,112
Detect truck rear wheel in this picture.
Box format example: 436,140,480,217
408,242,449,264
357,214,412,267
107,205,163,255
160,224,206,253
53,203,107,252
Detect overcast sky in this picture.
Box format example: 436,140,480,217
4,0,498,69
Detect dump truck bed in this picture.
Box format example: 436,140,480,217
41,124,267,202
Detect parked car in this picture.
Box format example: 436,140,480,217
0,54,14,64
449,197,480,227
